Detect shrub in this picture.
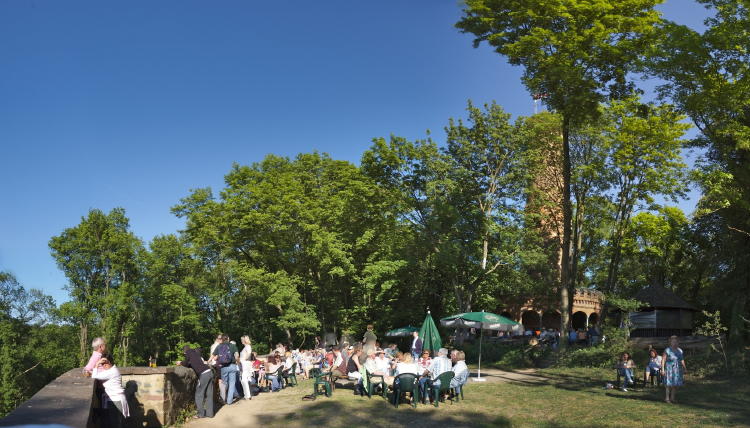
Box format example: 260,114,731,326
556,327,637,369
462,341,534,369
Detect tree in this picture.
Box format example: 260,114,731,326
48,208,145,364
647,0,750,350
0,272,76,418
174,152,399,346
456,0,664,347
598,97,690,295
363,102,546,314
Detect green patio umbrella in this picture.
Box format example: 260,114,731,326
385,326,420,337
440,310,521,381
419,311,442,354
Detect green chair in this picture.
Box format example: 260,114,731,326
365,370,387,399
283,362,298,387
392,373,420,408
450,382,465,402
429,371,455,407
310,368,331,397
265,366,285,390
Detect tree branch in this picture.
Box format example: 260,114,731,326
728,226,750,237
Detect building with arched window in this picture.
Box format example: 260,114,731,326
505,288,603,331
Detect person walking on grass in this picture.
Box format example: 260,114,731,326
662,335,687,404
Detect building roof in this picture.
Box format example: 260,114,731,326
634,285,696,311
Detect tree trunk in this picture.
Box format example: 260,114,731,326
79,322,88,365
560,116,573,349
276,304,293,344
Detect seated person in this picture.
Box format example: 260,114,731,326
418,350,432,371
266,355,283,392
92,355,130,426
385,343,398,358
419,348,452,403
617,352,635,391
449,350,469,393
384,353,418,386
347,349,365,395
375,350,391,376
645,348,662,384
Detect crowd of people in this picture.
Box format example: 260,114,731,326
81,328,688,425
82,326,471,424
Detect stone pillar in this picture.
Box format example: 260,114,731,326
120,366,197,427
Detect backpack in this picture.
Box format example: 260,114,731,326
216,343,233,367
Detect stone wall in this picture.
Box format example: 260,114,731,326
0,368,95,428
120,366,196,427
0,366,197,428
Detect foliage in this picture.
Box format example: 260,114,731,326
557,326,634,369
455,0,666,346
463,342,532,369
695,310,729,371
0,272,77,417
647,0,750,352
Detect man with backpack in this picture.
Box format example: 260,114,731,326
210,334,240,405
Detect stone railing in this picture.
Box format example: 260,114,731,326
0,366,197,428
0,368,96,428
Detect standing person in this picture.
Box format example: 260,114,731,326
662,336,687,403
410,331,423,361
364,324,377,345
177,346,214,419
209,334,225,399
239,336,254,400
211,334,240,405
84,337,107,375
92,355,130,427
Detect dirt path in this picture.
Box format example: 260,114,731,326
468,367,548,385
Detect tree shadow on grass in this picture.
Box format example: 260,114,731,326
254,399,515,428
526,370,750,426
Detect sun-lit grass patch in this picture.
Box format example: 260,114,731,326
252,368,750,428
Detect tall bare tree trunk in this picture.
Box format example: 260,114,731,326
560,117,573,349
79,322,88,366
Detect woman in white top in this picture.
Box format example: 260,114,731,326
92,356,130,425
385,353,419,387
239,335,254,400
395,353,419,376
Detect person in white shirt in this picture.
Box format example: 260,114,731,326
645,348,663,385
92,355,130,426
386,353,419,387
419,348,452,403
450,350,469,391
239,335,254,400
375,351,390,375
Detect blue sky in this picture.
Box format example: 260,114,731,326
0,1,710,304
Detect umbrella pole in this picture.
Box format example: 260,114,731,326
474,326,486,382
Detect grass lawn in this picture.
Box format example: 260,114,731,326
249,368,750,428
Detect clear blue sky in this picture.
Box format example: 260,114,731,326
0,0,709,304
